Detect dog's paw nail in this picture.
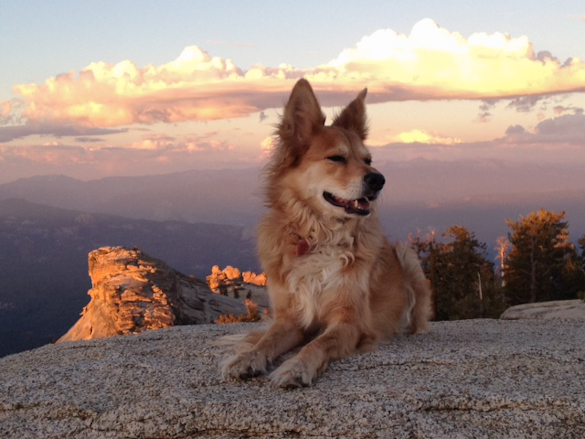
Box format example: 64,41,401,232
221,351,268,380
270,359,314,389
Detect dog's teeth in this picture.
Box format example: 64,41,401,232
353,200,360,209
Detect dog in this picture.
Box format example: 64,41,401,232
221,78,432,388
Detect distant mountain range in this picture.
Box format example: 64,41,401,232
0,168,265,227
1,159,584,357
2,159,584,227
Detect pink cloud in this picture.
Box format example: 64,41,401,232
0,100,11,118
126,132,236,153
533,112,585,142
3,19,585,139
0,120,127,143
0,136,252,184
502,112,585,145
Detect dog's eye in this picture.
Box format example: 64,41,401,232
364,158,372,165
327,155,347,163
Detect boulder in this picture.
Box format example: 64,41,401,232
57,247,246,343
2,319,584,438
500,299,585,320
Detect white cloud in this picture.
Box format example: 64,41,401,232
324,18,585,100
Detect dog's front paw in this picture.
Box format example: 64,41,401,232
221,350,269,380
270,357,316,389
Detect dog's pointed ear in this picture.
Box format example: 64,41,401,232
277,79,325,159
332,88,368,141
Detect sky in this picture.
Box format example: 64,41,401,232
1,0,585,183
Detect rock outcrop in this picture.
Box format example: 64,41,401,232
57,247,246,343
206,265,269,307
500,299,585,320
242,270,268,286
2,319,584,438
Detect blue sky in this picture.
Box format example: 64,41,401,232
1,0,584,182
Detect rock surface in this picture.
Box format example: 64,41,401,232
2,319,584,438
500,299,585,320
57,247,246,343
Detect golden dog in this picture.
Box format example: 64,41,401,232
222,79,432,388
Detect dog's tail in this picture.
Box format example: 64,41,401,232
395,243,434,333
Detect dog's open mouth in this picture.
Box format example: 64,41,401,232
323,192,371,216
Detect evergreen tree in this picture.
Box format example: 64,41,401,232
408,229,436,278
504,209,579,305
410,226,504,321
577,235,585,299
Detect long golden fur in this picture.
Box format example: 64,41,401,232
222,79,432,388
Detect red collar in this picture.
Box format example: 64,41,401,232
296,237,311,257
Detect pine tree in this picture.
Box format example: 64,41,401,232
408,228,436,277
504,209,579,305
577,235,585,299
417,225,503,320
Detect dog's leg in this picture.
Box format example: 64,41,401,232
222,318,304,380
408,283,433,334
270,320,366,389
394,243,433,334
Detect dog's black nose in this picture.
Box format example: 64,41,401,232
364,173,385,192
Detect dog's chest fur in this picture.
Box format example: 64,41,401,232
285,232,364,328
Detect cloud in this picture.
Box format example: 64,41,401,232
75,136,104,143
0,99,25,125
506,95,545,113
0,120,127,142
504,125,526,136
260,136,275,150
477,100,497,123
502,112,585,145
128,134,177,151
0,100,12,119
323,19,585,100
3,19,585,137
0,143,93,167
127,133,235,153
533,112,585,142
0,134,245,184
553,104,584,115
370,129,463,146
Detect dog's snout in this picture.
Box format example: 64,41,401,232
364,173,385,192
